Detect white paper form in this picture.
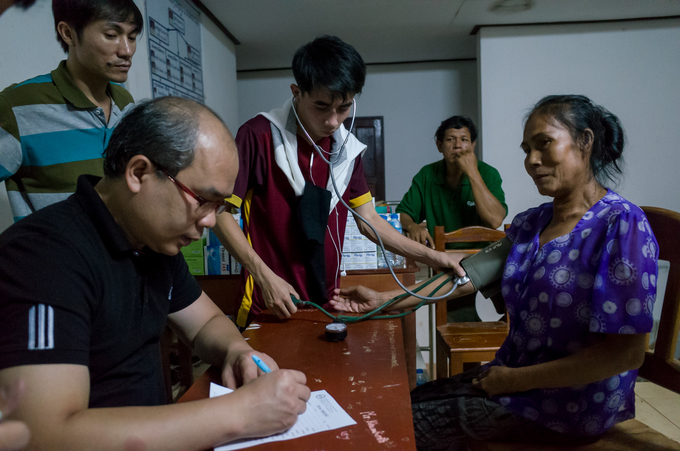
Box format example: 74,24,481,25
210,382,356,450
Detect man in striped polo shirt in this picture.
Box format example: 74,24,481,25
0,0,142,222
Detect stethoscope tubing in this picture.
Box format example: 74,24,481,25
291,96,466,303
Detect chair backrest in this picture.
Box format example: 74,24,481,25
638,206,680,394
433,226,507,326
433,226,507,254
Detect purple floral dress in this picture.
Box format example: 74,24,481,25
488,190,658,436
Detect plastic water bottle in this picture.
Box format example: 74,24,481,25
378,247,397,269
416,368,428,386
389,214,405,268
377,213,406,269
376,246,386,268
377,214,391,268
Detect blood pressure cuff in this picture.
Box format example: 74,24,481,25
460,237,513,301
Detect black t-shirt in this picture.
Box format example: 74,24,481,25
0,175,202,407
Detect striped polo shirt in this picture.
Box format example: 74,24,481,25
0,60,135,222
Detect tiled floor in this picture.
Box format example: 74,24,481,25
634,381,680,442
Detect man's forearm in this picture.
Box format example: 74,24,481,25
192,313,251,368
467,173,506,229
3,364,254,451
355,205,437,263
212,214,269,285
400,213,418,236
41,395,252,451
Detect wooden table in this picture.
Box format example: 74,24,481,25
178,309,416,450
196,264,419,390
196,266,418,316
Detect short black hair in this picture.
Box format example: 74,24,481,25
103,97,226,179
292,35,366,101
52,0,143,53
435,116,478,142
13,0,37,8
527,95,625,186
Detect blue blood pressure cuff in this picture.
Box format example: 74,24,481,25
460,237,513,299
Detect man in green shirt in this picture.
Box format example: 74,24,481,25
396,115,507,321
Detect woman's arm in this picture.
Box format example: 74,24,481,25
330,269,476,313
474,333,647,397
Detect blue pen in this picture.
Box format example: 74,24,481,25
252,355,272,373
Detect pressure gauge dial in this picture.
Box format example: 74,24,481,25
325,322,348,341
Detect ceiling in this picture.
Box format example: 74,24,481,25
200,0,680,71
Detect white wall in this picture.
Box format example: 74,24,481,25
0,1,63,231
199,13,238,132
237,61,478,201
0,0,238,232
478,18,680,352
478,19,680,223
127,1,238,134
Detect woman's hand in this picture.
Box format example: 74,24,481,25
329,286,390,313
472,366,526,397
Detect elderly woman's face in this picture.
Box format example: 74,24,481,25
521,114,590,197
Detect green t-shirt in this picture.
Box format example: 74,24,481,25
396,159,508,250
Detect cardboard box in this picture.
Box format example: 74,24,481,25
181,239,204,275
230,255,242,275
205,245,230,275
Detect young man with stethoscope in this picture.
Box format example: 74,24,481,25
213,35,465,329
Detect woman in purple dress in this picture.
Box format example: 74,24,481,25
330,95,659,450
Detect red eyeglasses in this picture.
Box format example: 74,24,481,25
160,168,229,215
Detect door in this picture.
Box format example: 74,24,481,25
343,116,385,202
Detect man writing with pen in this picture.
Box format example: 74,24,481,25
0,97,311,450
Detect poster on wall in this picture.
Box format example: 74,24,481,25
146,0,204,103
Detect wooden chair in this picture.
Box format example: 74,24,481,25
469,206,680,450
433,225,509,379
161,275,243,402
638,206,680,394
160,327,194,403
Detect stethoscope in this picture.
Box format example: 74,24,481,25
290,96,468,319
292,95,355,286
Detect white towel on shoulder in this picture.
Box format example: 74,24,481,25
260,98,366,211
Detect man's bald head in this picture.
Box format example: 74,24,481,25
103,96,234,180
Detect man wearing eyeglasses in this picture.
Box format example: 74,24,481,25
0,97,310,450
